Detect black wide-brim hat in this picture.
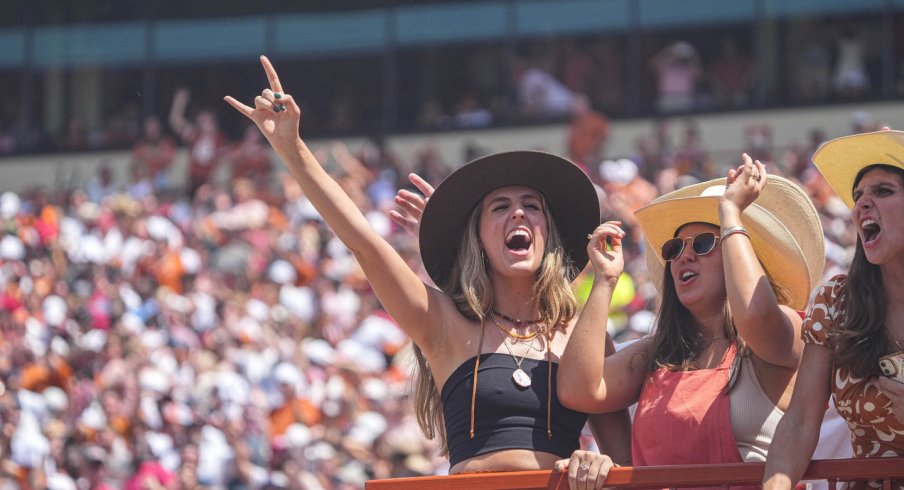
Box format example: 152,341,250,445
419,150,600,289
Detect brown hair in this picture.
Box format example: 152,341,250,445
834,164,904,377
647,225,791,372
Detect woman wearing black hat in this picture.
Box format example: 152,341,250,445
225,56,629,475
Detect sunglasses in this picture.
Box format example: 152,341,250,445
660,232,720,262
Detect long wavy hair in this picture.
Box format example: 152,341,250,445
834,164,904,378
411,194,578,453
647,224,791,372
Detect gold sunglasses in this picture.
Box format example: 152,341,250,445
660,232,720,261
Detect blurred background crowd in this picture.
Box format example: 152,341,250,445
0,95,883,488
0,4,901,155
0,0,903,489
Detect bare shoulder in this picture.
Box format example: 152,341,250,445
418,290,489,377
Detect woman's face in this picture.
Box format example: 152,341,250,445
478,185,549,281
852,167,904,266
667,223,726,310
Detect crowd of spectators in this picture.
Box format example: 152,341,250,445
0,95,887,488
0,17,884,157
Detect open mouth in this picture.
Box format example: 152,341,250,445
505,229,532,252
862,218,881,244
679,270,698,284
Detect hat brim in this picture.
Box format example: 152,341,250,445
420,151,599,289
811,129,904,209
634,176,824,311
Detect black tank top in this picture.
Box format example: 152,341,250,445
440,353,588,467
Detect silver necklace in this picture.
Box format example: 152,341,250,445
501,336,532,388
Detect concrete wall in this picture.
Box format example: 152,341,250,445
1,100,901,194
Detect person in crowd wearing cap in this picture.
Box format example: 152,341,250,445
763,130,904,490
555,154,825,488
225,56,630,474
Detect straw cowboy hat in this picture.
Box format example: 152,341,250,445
634,175,824,311
419,150,599,289
811,129,904,209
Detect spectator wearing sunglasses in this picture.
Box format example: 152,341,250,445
557,154,827,487
764,130,904,490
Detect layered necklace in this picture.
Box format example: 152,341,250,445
492,313,547,388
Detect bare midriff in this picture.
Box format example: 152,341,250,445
449,449,562,474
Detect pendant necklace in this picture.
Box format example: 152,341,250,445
501,334,532,388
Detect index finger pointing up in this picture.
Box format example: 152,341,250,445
260,55,284,94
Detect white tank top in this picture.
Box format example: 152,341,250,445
728,354,784,462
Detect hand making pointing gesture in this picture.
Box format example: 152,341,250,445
224,56,301,159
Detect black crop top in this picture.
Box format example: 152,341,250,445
440,353,588,467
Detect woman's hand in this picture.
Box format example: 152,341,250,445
878,376,904,421
587,221,625,288
554,450,616,490
224,56,301,156
388,173,434,238
722,153,767,215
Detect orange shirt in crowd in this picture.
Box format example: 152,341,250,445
568,110,609,165
268,397,322,439
19,357,73,393
155,250,185,294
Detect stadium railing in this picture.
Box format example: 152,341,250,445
366,457,904,489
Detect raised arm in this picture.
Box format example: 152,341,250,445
719,154,802,367
558,221,649,413
762,343,832,490
224,56,440,350
168,87,193,141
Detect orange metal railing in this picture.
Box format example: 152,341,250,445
366,457,904,490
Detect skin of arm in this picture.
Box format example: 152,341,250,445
584,331,633,467
719,155,803,368
224,56,443,353
762,343,833,490
558,221,650,414
168,88,192,140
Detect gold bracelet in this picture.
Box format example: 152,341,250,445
720,225,749,240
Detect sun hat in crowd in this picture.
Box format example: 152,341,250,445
634,175,824,311
419,150,599,288
811,129,904,209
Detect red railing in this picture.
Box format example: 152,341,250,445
366,457,904,490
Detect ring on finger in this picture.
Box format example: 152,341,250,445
577,463,590,479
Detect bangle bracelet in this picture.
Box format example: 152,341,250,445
721,225,749,240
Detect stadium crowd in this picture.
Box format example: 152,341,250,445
0,99,885,488
0,19,880,156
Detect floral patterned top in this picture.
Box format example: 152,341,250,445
803,275,904,488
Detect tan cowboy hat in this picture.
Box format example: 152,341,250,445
811,129,904,209
634,175,824,311
419,150,599,289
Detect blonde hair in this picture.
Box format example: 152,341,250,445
412,193,579,452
